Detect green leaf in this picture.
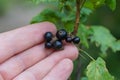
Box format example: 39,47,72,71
77,24,93,48
90,0,105,7
90,26,116,53
30,9,62,28
111,40,120,52
60,9,75,32
105,0,116,11
84,0,95,10
81,77,88,80
64,21,74,32
61,12,75,22
32,0,57,4
84,0,105,10
86,57,114,80
80,7,93,22
81,8,92,16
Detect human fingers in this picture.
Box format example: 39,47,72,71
0,43,54,80
0,22,56,63
42,59,73,80
13,44,78,80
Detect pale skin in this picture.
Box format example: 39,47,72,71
0,22,78,80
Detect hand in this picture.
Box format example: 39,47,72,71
0,22,78,80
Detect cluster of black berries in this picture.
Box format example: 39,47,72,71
44,29,80,49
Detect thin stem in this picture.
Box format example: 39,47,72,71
78,47,95,61
80,0,86,10
72,0,81,35
78,52,88,61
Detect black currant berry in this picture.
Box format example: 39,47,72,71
72,36,80,44
56,29,67,40
65,36,72,43
45,42,52,48
52,40,63,49
44,32,53,42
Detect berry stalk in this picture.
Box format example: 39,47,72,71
72,0,81,35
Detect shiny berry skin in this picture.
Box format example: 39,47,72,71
72,36,80,44
45,42,52,48
52,40,63,49
44,32,53,42
65,36,72,43
56,29,67,40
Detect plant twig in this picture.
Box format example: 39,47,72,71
78,52,88,61
78,48,95,61
80,0,86,10
72,0,81,35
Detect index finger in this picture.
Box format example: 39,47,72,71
0,22,56,63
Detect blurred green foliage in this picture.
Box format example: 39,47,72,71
86,1,120,79
86,57,114,80
0,0,120,80
0,0,7,16
30,0,120,80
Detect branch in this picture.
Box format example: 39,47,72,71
80,0,86,10
72,0,81,35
